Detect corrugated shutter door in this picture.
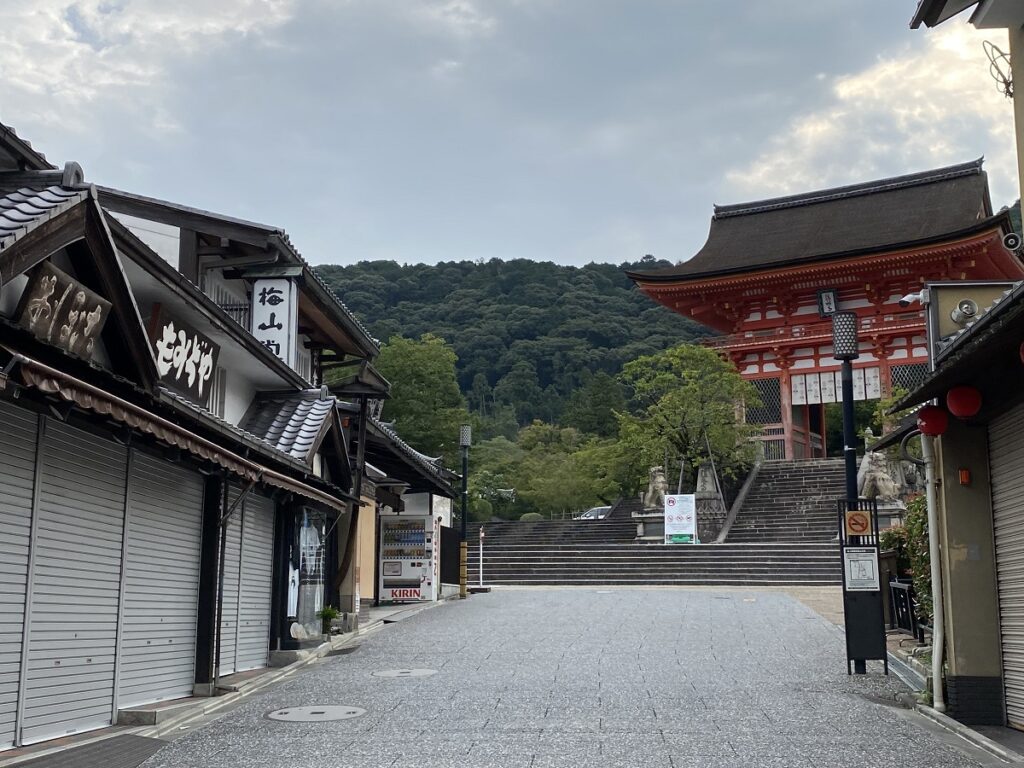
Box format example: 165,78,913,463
0,404,37,749
21,421,126,745
217,488,243,677
990,401,1024,728
117,452,204,708
236,494,274,672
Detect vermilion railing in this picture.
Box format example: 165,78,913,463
704,311,924,351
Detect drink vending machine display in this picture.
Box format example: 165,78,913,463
379,516,439,602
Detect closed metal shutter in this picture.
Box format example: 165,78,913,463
0,403,37,749
236,494,274,672
217,488,243,677
990,401,1024,727
21,421,127,745
117,452,204,708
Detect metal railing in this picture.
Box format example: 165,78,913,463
218,303,251,331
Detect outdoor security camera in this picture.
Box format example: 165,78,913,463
899,291,925,308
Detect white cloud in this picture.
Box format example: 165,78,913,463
726,25,1019,206
0,1,296,135
413,1,496,39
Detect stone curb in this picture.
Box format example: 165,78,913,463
141,627,375,740
913,704,1024,765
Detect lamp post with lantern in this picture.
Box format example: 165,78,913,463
831,311,861,500
459,425,471,600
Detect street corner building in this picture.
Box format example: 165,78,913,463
627,160,1024,461
0,123,451,750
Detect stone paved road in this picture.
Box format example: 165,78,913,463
143,589,999,768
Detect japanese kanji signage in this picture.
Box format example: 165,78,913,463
664,494,697,544
149,307,220,406
251,278,296,366
17,262,111,360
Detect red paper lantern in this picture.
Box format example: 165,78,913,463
946,386,982,419
917,405,949,437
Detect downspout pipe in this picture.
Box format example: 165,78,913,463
901,428,946,712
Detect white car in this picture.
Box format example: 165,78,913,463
574,506,611,520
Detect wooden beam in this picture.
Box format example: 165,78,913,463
97,188,274,249
179,228,199,283
0,202,87,284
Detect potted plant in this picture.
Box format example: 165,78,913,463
316,606,340,636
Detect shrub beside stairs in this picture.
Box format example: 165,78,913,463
466,459,844,586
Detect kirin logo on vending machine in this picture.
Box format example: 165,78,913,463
391,588,421,599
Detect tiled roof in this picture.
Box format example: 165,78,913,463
628,160,994,282
95,185,380,356
0,185,89,252
0,123,56,172
241,390,338,464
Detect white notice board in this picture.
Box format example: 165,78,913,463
843,547,880,591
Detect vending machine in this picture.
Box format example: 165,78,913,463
379,515,439,602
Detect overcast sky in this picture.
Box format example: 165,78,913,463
0,1,1017,267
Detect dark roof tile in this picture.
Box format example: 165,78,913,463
241,390,337,464
629,160,994,283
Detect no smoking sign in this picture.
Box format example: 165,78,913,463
844,510,872,537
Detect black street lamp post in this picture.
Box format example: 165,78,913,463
832,311,869,675
459,425,471,600
831,312,860,500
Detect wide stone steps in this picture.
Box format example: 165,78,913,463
725,458,846,544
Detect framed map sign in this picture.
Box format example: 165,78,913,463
16,262,111,360
149,306,220,406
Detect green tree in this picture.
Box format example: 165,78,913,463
563,372,626,437
373,334,470,465
493,362,545,425
619,344,758,485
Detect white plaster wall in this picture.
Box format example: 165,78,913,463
110,212,180,268
403,493,431,515
434,496,453,528
223,369,256,425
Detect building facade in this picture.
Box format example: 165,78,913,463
0,123,405,748
629,161,1024,460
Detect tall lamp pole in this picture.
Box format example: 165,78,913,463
459,425,472,600
832,311,866,674
831,312,860,500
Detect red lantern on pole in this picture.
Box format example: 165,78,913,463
917,405,949,437
946,386,982,419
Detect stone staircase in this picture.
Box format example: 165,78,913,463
468,484,842,586
725,458,844,543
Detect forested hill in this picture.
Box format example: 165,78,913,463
317,258,705,423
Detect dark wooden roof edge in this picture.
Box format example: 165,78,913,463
626,211,1012,285
712,159,983,220
891,280,1024,411
0,123,57,172
105,214,310,391
910,0,978,28
96,185,380,358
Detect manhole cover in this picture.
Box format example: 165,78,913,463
266,706,366,722
371,668,436,678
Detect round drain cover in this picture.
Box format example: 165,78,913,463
266,705,366,722
371,668,436,678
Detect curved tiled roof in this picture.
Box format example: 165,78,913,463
241,390,338,463
0,185,89,252
628,160,995,283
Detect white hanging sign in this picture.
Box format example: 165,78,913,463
664,494,697,544
251,278,298,367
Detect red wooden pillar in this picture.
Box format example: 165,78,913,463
778,362,794,461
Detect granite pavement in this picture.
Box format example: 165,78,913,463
140,588,1003,768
